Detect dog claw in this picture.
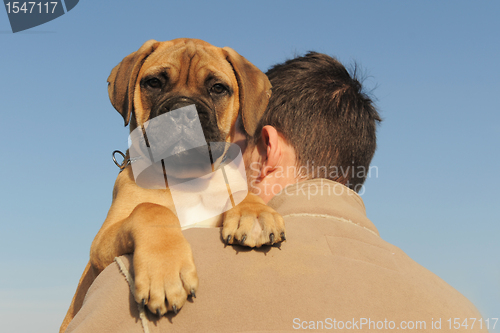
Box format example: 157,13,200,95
226,235,231,244
240,235,246,244
280,232,286,241
172,305,178,314
191,289,196,298
156,309,161,317
269,233,275,244
141,299,145,307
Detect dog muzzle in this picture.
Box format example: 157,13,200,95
127,104,248,227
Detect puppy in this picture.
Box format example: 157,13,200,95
60,38,285,332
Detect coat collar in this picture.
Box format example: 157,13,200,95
268,178,379,236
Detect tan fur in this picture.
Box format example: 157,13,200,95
60,39,284,333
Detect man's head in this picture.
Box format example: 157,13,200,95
235,52,381,202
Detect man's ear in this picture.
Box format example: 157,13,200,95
259,125,281,178
222,47,272,137
107,40,159,126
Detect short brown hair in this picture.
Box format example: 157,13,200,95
254,52,381,191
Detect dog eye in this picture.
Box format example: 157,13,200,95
210,83,227,94
146,78,162,89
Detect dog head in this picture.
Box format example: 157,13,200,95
107,38,271,143
107,39,271,182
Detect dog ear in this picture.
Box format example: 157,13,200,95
222,47,272,137
107,40,159,126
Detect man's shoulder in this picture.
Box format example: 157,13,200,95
70,218,485,333
182,217,483,322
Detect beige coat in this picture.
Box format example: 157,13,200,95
65,179,486,332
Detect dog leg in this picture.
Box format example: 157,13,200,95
222,193,286,247
90,202,198,316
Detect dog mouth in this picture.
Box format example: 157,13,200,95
162,145,213,174
128,103,230,186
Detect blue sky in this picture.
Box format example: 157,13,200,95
1,1,499,332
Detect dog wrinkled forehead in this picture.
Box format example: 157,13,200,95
139,39,237,85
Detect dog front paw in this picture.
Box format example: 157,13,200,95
132,231,198,316
222,193,286,247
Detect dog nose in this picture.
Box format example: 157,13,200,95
161,97,199,122
168,97,197,112
170,105,198,121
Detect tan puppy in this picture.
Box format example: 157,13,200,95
60,38,285,332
